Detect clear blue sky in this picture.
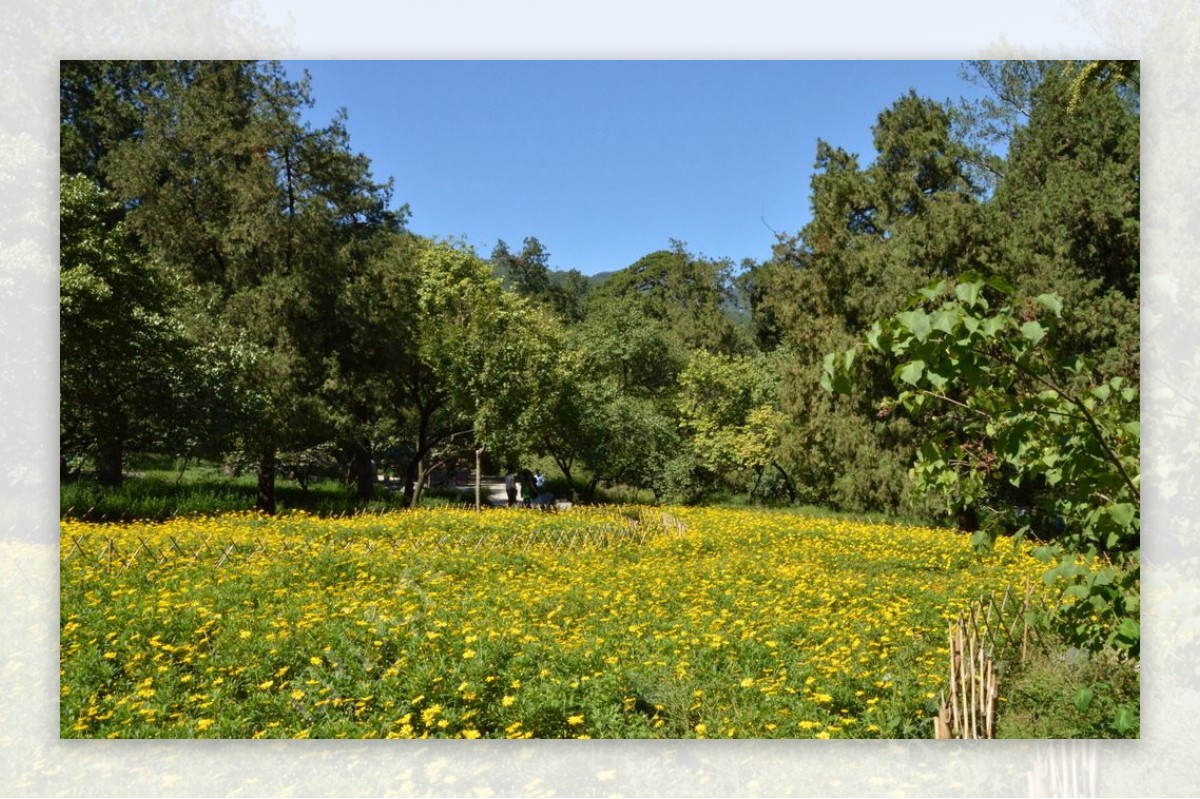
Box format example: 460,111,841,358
283,60,995,276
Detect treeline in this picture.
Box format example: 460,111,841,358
61,60,1139,531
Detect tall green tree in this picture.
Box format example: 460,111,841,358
104,60,400,512
352,237,561,507
60,60,159,189
677,350,793,501
979,61,1139,382
755,90,982,515
59,173,195,484
588,242,751,357
491,236,591,323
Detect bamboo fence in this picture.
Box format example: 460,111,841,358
934,583,1034,739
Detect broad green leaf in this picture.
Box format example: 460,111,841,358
898,360,926,386
980,316,1004,337
930,308,960,335
1064,584,1091,600
896,310,933,342
866,321,883,350
918,281,946,301
1074,687,1095,712
1035,293,1063,316
1108,503,1136,527
983,275,1013,294
955,281,982,307
1019,320,1046,345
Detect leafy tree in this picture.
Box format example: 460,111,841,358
825,274,1139,659
572,293,688,399
492,236,552,299
491,236,591,323
588,242,751,357
980,61,1139,383
355,237,561,507
754,90,982,514
103,60,402,512
530,348,607,501
60,60,159,188
676,350,792,501
59,173,207,484
584,392,682,503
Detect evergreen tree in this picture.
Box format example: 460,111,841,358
103,60,400,512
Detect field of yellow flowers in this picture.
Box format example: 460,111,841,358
60,506,1047,739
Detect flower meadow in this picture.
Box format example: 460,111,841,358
60,506,1048,739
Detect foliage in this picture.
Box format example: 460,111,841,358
993,643,1139,739
59,173,218,484
676,350,789,499
60,506,1050,739
744,89,982,515
824,274,1139,659
70,60,405,510
587,242,751,357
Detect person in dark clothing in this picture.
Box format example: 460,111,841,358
519,468,536,508
504,471,518,507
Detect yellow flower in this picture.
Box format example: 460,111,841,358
567,714,584,726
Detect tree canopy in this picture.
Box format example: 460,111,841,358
61,61,1139,627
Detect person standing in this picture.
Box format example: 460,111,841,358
519,468,536,508
504,471,518,507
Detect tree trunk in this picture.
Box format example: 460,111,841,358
772,461,798,504
474,446,484,510
561,464,578,503
347,443,374,501
257,445,277,515
96,436,124,487
403,457,419,507
412,461,427,507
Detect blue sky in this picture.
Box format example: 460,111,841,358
284,60,996,275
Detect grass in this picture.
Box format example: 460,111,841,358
59,457,475,522
994,643,1139,738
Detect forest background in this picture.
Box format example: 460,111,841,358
60,60,1137,524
